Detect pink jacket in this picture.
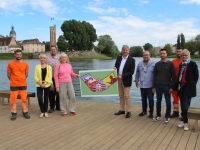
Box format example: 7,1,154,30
54,63,78,88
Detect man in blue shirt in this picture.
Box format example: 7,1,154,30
135,51,156,118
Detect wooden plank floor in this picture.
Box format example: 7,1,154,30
0,98,199,150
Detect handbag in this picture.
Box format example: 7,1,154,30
50,82,54,91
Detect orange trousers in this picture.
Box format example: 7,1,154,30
172,90,180,112
10,90,28,113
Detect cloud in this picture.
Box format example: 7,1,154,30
139,0,149,4
0,0,28,12
0,0,59,16
89,15,200,48
180,0,200,4
29,0,59,16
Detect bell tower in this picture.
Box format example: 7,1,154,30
50,24,56,46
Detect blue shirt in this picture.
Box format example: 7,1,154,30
134,60,156,88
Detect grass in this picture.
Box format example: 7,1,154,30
0,53,33,59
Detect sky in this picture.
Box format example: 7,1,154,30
0,0,200,50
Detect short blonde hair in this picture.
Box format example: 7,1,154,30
181,49,191,59
39,53,46,59
58,52,70,64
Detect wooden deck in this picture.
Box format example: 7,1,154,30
0,98,199,150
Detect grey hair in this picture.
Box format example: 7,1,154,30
39,53,47,59
181,49,191,59
58,52,70,64
122,45,129,50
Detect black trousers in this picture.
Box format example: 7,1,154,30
49,77,60,110
179,83,191,123
37,87,50,113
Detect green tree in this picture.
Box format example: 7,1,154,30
61,19,97,51
95,34,119,58
180,33,185,49
177,34,181,49
163,43,173,55
185,38,197,55
143,43,154,56
57,35,69,52
130,46,143,57
42,41,50,52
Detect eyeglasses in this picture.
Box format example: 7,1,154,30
182,55,188,57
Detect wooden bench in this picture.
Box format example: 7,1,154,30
0,90,36,106
188,107,200,132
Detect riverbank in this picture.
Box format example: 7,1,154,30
0,52,112,59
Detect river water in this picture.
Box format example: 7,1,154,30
1,58,200,107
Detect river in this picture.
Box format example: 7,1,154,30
0,58,200,107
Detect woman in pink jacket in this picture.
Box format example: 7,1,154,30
54,53,79,117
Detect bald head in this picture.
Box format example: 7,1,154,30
143,51,151,62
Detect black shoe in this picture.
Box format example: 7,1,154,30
170,111,179,118
149,114,153,119
114,110,125,115
125,112,131,118
56,108,60,110
23,112,30,119
11,113,17,121
48,109,54,113
139,112,147,116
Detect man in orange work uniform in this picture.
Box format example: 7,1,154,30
7,50,30,121
170,47,183,118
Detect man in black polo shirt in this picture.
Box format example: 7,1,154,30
152,49,175,123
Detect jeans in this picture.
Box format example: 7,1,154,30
37,87,50,113
155,85,171,118
49,77,60,110
140,88,154,114
179,83,191,123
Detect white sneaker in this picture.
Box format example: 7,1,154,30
178,121,184,128
165,118,170,123
152,116,161,121
44,113,48,118
39,113,44,118
184,123,189,131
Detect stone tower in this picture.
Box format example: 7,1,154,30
50,24,56,46
10,25,16,41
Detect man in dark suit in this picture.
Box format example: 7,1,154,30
114,45,135,118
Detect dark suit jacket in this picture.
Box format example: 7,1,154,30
114,55,135,87
178,61,199,98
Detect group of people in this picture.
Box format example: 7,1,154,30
6,44,199,131
114,45,199,131
7,45,79,120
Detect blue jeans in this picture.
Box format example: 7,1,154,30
140,88,154,114
179,83,191,123
155,85,171,118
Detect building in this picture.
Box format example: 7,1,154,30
0,25,45,53
22,38,45,53
0,36,21,53
50,24,56,46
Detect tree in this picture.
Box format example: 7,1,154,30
177,34,181,49
95,34,119,58
61,20,97,51
143,43,154,56
163,43,173,55
180,33,185,49
57,35,69,52
130,46,143,57
42,41,50,52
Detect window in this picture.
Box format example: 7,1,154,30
4,47,6,50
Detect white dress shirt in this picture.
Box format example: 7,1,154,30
119,55,128,75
